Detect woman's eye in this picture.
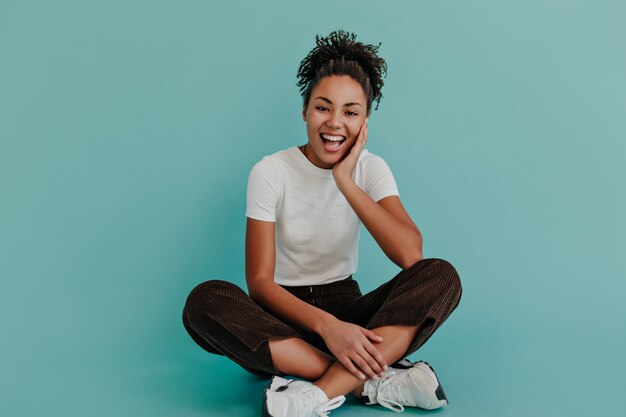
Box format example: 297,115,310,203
316,106,327,111
346,111,358,116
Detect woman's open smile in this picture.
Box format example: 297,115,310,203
320,133,347,152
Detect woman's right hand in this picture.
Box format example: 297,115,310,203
319,317,388,381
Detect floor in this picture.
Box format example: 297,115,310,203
7,331,618,417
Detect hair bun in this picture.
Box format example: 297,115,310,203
297,30,388,113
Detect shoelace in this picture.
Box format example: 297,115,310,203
314,395,345,416
295,388,345,417
373,371,411,413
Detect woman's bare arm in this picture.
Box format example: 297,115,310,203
245,217,335,334
335,184,424,270
332,120,423,270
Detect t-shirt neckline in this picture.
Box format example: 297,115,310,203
290,146,334,179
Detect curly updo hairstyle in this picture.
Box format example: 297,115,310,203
297,30,388,115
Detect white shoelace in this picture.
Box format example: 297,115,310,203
372,371,411,413
314,395,345,416
295,387,346,417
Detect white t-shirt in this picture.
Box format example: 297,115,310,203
246,146,399,286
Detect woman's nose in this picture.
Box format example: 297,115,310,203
325,111,342,128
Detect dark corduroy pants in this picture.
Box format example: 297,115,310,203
182,258,462,377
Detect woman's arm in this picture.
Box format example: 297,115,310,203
245,217,387,379
338,185,423,270
245,218,334,334
333,119,423,270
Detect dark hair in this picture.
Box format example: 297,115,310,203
297,30,388,115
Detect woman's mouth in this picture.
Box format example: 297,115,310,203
320,133,346,152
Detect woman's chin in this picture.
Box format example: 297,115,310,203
308,145,348,168
320,155,344,169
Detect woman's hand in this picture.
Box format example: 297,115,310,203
332,117,368,188
318,315,388,381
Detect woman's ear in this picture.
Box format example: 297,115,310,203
302,108,306,121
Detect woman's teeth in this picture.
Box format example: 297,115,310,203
321,134,345,141
320,133,346,151
321,134,346,143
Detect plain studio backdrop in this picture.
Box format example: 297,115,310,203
1,1,624,416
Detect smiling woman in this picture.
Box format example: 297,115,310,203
181,29,462,417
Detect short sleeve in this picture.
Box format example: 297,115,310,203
361,154,400,202
246,157,281,222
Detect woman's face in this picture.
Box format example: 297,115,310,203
302,75,368,169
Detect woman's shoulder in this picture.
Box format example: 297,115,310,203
253,146,297,165
249,146,298,179
358,148,393,170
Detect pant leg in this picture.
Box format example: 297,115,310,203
334,258,462,358
182,279,303,376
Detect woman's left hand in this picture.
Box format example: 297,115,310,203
332,117,368,187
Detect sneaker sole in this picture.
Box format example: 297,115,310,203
262,389,272,417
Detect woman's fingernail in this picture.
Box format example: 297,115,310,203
383,365,388,371
359,373,366,380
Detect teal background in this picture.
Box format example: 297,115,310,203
1,0,625,416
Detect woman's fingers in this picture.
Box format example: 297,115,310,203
363,340,388,374
349,351,379,380
360,119,368,145
355,120,368,154
353,119,366,149
350,125,365,156
355,345,385,377
359,119,367,146
338,354,367,381
333,324,387,380
363,328,383,343
360,327,387,374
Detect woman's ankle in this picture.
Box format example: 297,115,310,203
350,384,366,400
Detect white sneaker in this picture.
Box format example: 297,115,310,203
362,360,448,412
262,376,346,417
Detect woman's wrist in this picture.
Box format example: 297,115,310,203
333,173,356,194
314,311,339,336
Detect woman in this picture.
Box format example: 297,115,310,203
182,30,462,416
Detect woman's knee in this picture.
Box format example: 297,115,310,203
183,279,243,317
406,258,462,303
427,259,462,312
431,258,461,294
